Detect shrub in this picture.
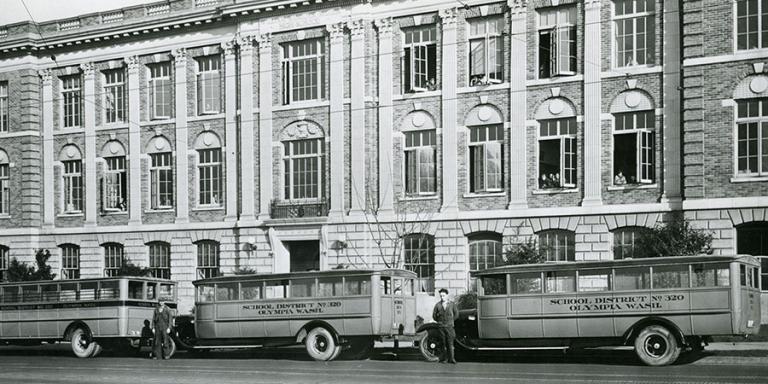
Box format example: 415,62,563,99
503,238,547,265
635,216,713,258
5,249,56,282
455,291,478,310
116,257,151,277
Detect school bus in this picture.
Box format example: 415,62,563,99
0,277,177,358
418,255,761,366
174,269,418,361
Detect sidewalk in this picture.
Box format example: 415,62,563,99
707,341,768,351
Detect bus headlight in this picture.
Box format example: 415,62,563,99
747,320,754,328
468,315,476,321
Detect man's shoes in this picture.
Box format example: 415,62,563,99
449,360,457,364
438,359,446,364
151,357,158,360
163,357,170,360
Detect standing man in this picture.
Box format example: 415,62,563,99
152,297,173,360
432,288,459,364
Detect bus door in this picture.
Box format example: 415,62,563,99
378,276,394,334
391,277,411,335
738,263,761,335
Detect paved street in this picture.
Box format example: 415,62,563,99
0,343,766,383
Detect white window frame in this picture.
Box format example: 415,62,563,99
403,234,435,295
403,26,438,93
468,235,503,272
538,230,575,262
537,6,577,78
537,118,577,189
282,39,325,105
197,241,220,279
613,227,648,260
103,156,127,212
404,130,437,196
61,75,82,128
196,55,222,115
735,0,768,51
197,148,223,206
148,63,172,120
735,98,768,176
103,70,126,124
468,17,504,86
62,160,83,213
612,0,656,68
150,152,173,209
468,124,504,193
283,138,323,201
0,163,8,215
0,82,8,132
613,111,656,185
60,245,80,279
103,243,123,277
0,246,8,281
148,241,171,279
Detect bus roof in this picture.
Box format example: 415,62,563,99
192,268,417,286
0,276,176,287
472,254,760,277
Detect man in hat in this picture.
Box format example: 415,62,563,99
152,297,173,359
432,288,459,364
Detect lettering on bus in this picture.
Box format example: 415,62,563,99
548,294,687,312
241,301,343,316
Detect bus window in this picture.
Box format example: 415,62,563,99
60,283,77,301
318,277,342,297
393,278,404,295
748,267,757,289
21,285,40,302
2,286,18,303
653,264,690,289
380,276,391,295
291,278,315,298
41,283,59,302
265,280,288,299
147,283,158,301
614,267,650,291
404,279,414,296
98,280,119,299
159,283,174,300
578,269,611,292
128,281,144,300
481,274,507,295
80,282,97,301
755,267,761,289
198,285,215,302
344,276,371,296
241,281,262,300
761,258,768,290
692,263,730,287
511,272,542,294
545,271,576,293
740,265,747,286
216,283,239,301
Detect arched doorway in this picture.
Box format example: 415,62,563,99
736,222,768,256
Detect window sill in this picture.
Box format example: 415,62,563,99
400,195,439,201
101,210,128,216
97,123,129,131
457,83,510,93
53,127,85,135
188,113,225,122
607,184,658,191
393,90,442,101
145,208,175,213
602,65,662,78
526,75,583,87
192,205,224,212
0,214,10,219
273,100,330,111
57,213,84,218
730,176,768,183
140,119,175,126
463,192,506,198
532,188,578,195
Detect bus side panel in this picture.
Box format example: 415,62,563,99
379,297,393,336
37,309,60,338
19,310,39,338
402,296,417,335
195,304,216,338
612,293,652,337
344,298,373,335
690,289,732,335
507,297,542,338
126,307,154,338
576,292,614,337
1,309,20,338
541,295,577,338
479,297,509,339
215,303,241,338
96,307,120,336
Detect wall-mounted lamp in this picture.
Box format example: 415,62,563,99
244,236,258,252
330,240,348,251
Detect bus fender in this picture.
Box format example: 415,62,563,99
623,317,686,347
63,321,92,341
416,323,442,334
296,320,340,345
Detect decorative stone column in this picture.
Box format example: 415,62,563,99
170,49,189,223
375,18,395,216
582,0,603,206
80,62,98,226
222,40,239,222
124,57,143,225
327,23,345,218
39,69,54,227
440,8,459,214
508,0,528,209
238,35,257,222
661,0,681,204
349,20,367,215
257,34,273,220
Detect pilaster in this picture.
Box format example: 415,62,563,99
39,69,54,228
257,34,273,221
440,8,459,214
170,49,189,223
327,23,346,218
238,35,257,223
222,40,239,222
349,20,366,215
124,57,143,226
508,0,528,209
80,62,97,226
582,0,603,206
376,18,395,216
661,0,682,204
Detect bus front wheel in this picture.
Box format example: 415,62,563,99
305,327,340,361
418,329,443,362
70,327,98,358
634,325,681,366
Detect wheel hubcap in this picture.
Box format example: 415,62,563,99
645,335,668,358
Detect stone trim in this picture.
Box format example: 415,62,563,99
603,213,659,231
459,219,507,235
728,208,768,226
529,216,579,233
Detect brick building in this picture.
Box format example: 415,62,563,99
0,0,764,313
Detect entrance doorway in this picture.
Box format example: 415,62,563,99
736,222,768,256
286,240,320,272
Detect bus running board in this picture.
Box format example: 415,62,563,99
189,345,264,349
467,346,569,351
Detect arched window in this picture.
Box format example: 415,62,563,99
101,141,127,212
737,222,768,290
196,240,220,279
0,245,8,281
403,234,435,294
535,97,578,190
147,136,174,210
612,0,656,67
401,111,437,196
465,105,504,194
613,226,650,259
280,121,325,200
60,244,80,279
610,90,656,185
0,149,9,215
59,145,83,213
148,241,171,279
195,132,223,207
103,243,123,277
538,229,575,262
468,233,503,271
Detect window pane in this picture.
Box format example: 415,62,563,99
511,272,542,294
545,271,576,293
692,263,731,287
216,283,239,301
578,269,612,292
481,275,507,295
344,276,371,296
653,264,690,289
241,281,262,300
615,267,650,290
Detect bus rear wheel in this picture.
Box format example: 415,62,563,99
70,327,98,358
305,327,340,361
634,325,681,366
418,329,443,362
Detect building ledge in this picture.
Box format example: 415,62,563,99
462,192,506,198
526,75,583,87
607,184,658,191
400,195,439,202
188,113,225,122
730,176,768,183
393,90,442,101
532,188,579,195
140,119,175,127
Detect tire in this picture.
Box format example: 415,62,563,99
90,342,103,358
305,327,340,361
418,329,443,362
634,325,681,366
164,337,177,359
340,337,375,360
70,327,97,358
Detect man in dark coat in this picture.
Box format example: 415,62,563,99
152,297,173,360
432,287,459,364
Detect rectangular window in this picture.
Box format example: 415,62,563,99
265,280,287,299
761,257,768,291
62,160,83,213
148,242,171,280
61,76,82,128
578,269,612,292
481,275,507,295
737,0,768,50
282,39,325,104
198,148,222,206
403,26,438,93
468,17,503,85
241,281,262,300
196,241,220,279
150,153,173,209
652,264,690,289
545,271,576,293
692,263,730,287
736,99,768,176
283,139,323,200
538,118,577,189
291,278,316,298
0,82,7,132
613,110,655,184
469,124,504,193
196,55,222,114
614,266,650,290
0,247,8,281
216,283,239,301
0,163,8,215
404,130,436,196
103,156,127,212
510,272,542,294
318,277,343,297
104,70,126,124
538,6,577,78
148,63,172,120
614,0,656,67
103,244,123,277
61,246,80,279
343,276,371,296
